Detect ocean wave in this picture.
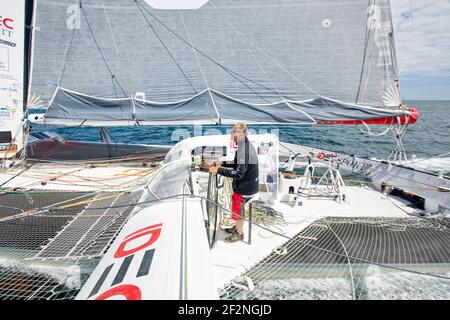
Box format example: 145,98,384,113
235,272,450,300
408,157,450,174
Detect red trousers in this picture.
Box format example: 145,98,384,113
231,192,244,221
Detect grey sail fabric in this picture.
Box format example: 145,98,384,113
134,91,218,123
43,87,407,126
31,0,400,116
45,89,134,123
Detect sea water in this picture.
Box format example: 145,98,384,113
231,272,450,300
32,101,450,175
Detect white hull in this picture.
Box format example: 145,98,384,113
0,134,449,300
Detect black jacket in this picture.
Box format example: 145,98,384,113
217,137,259,196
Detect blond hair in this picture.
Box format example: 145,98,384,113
233,122,248,135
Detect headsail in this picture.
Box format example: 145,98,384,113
30,0,409,125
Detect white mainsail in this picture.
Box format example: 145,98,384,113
29,0,410,126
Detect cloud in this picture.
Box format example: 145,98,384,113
391,0,450,77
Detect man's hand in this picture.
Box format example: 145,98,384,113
209,166,219,175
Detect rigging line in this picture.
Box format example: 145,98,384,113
100,0,120,54
111,75,118,98
326,222,356,300
358,0,378,103
175,8,270,104
40,192,450,281
0,164,33,188
57,20,76,86
361,39,375,105
356,0,375,104
190,12,271,103
358,121,393,136
177,10,220,122
225,18,316,123
36,119,87,161
221,13,320,99
277,132,329,155
187,1,271,103
56,0,82,86
79,2,127,97
278,140,301,158
134,0,280,97
134,0,197,95
378,1,393,92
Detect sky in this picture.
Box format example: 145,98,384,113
391,0,450,100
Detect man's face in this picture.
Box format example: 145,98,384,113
232,126,246,142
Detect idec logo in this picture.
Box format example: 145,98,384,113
89,223,163,300
114,224,162,258
315,151,337,162
144,0,210,9
95,284,142,301
0,16,14,38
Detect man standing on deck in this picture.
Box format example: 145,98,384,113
209,122,259,243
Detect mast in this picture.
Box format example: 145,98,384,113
25,0,36,115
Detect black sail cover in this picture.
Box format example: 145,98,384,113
32,0,408,125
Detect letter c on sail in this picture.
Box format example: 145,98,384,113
114,223,162,259
95,284,142,300
3,18,13,30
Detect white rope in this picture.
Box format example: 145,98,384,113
361,28,375,104
100,0,120,54
220,14,320,99
387,119,410,163
326,222,357,300
56,20,76,85
220,176,233,214
357,120,393,137
225,18,316,124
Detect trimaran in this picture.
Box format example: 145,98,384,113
0,0,448,300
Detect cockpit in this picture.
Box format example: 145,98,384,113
162,133,279,200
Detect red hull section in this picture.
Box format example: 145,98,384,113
317,108,419,125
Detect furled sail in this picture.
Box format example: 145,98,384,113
44,87,409,126
30,0,408,125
